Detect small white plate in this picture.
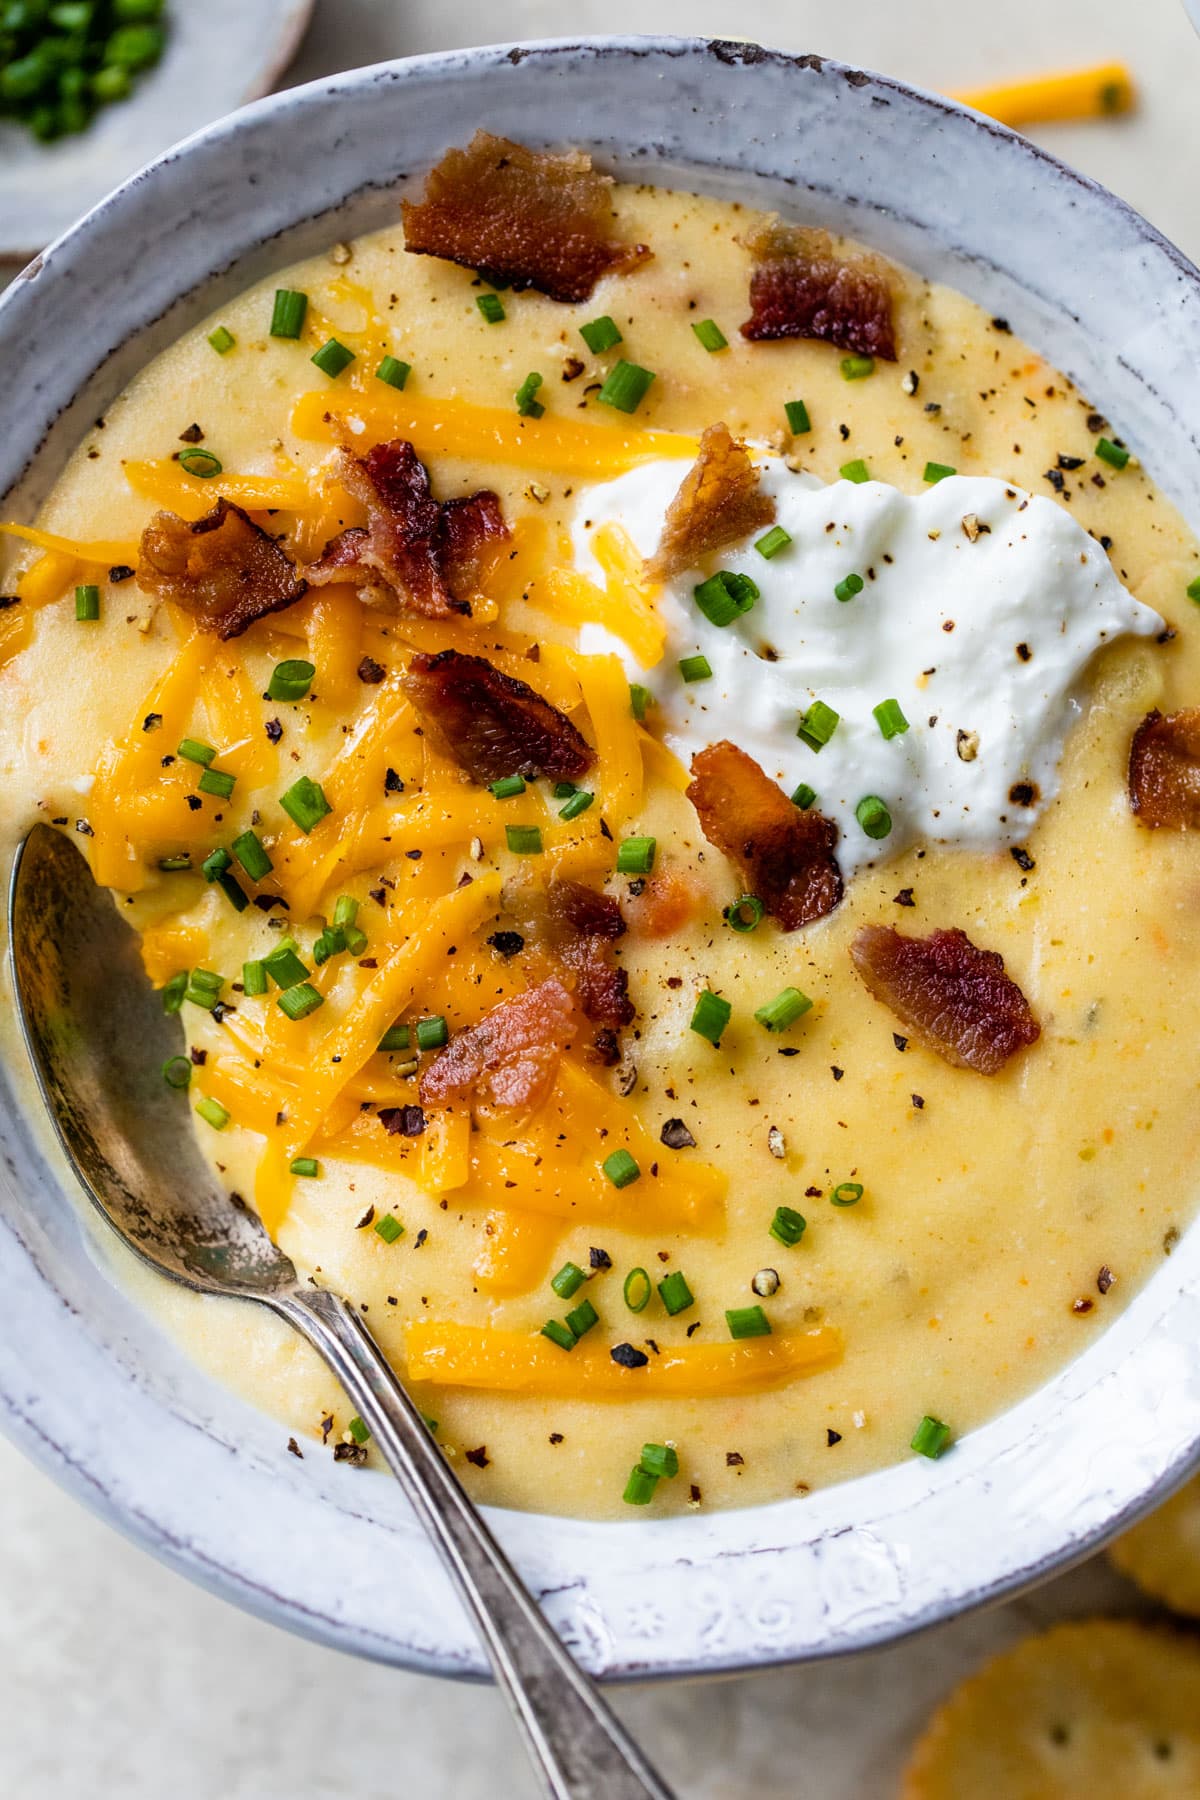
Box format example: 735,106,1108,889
0,0,315,260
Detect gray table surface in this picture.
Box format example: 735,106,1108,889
2,1,1198,1793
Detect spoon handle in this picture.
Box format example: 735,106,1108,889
275,1287,675,1800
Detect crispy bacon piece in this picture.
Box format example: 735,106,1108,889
419,978,579,1115
403,648,595,785
687,741,842,931
402,131,650,305
644,423,776,584
1128,709,1200,828
136,499,306,639
739,220,897,359
850,925,1040,1075
546,878,634,1033
305,441,508,617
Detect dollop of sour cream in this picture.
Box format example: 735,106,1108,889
572,460,1162,876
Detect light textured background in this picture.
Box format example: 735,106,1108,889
4,1,1199,1794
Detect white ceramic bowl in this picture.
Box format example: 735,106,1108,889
2,37,1200,1682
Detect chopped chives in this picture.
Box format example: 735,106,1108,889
541,1318,576,1351
184,969,224,1010
553,781,578,799
784,398,812,435
74,583,100,621
623,1267,652,1313
629,682,653,721
840,354,875,380
179,448,222,479
208,325,235,355
312,926,346,966
514,371,544,418
679,653,713,683
215,871,249,913
347,1416,370,1444
616,835,656,875
791,782,817,810
797,700,840,752
290,1157,320,1178
232,829,273,880
911,1415,953,1459
831,1181,864,1207
840,458,871,484
262,945,309,990
657,1270,694,1316
279,775,331,834
726,1304,771,1339
856,794,892,840
375,354,411,390
311,337,356,379
161,970,188,1015
558,788,594,821
639,1443,679,1480
374,1213,404,1244
343,924,368,956
623,1465,659,1505
242,959,267,996
755,525,792,560
267,658,315,702
270,288,308,338
505,824,543,855
873,698,910,740
565,1297,599,1339
177,737,216,767
597,360,656,414
691,318,728,352
693,569,759,627
195,1095,230,1131
690,989,731,1046
551,1261,586,1300
770,1205,807,1247
161,1055,192,1090
378,1024,411,1053
490,774,526,799
1095,436,1129,470
415,1015,448,1051
923,461,956,483
579,315,622,353
476,292,506,324
834,572,864,603
277,983,324,1021
197,767,236,800
333,895,358,928
603,1148,640,1189
754,987,813,1032
1187,575,1200,605
723,894,764,933
202,850,232,883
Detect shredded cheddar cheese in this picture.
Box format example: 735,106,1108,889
953,62,1135,130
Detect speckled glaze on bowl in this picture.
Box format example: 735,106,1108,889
2,37,1200,1682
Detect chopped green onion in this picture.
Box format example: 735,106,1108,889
691,318,728,352
597,360,656,414
541,1319,576,1351
74,584,100,621
197,767,236,800
923,461,956,483
690,989,731,1046
1095,436,1129,470
602,1148,640,1189
490,774,526,799
201,849,231,881
267,658,315,702
834,572,864,603
270,288,308,338
311,337,355,379
161,970,188,1015
658,1270,695,1316
623,1465,659,1505
726,1304,771,1340
639,1443,679,1480
856,795,892,840
179,448,222,479
840,458,871,484
232,830,273,881
797,700,840,752
156,854,192,873
873,699,909,740
515,371,544,418
770,1205,807,1247
242,959,267,997
215,871,249,913
911,1415,953,1459
1188,575,1200,605
579,315,622,354
754,987,813,1032
755,525,792,560
629,682,653,721
290,1157,320,1178
679,654,712,683
416,1016,448,1051
376,354,411,390
840,355,875,380
553,781,578,799
347,1415,370,1444
208,326,236,355
616,836,656,875
262,945,309,990
374,1213,404,1244
693,569,759,627
551,1261,586,1300
784,398,812,435
161,1055,192,1090
343,924,368,957
831,1181,864,1207
184,969,224,1010
558,788,594,821
333,895,358,928
312,926,346,966
791,782,817,810
279,775,331,834
623,1267,652,1312
378,1024,411,1053
505,824,543,856
195,1095,230,1131
476,293,506,324
277,983,324,1021
177,738,216,767
565,1297,599,1339
723,894,764,933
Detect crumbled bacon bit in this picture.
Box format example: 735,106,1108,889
1128,709,1200,828
137,499,307,639
739,220,897,359
419,978,579,1116
849,924,1040,1075
403,648,594,784
401,131,650,304
305,440,508,617
644,422,775,584
545,878,634,1038
687,740,843,931
620,868,700,938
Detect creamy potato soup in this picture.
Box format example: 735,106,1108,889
3,138,1200,1520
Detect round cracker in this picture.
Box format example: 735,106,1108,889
1110,1475,1200,1618
901,1619,1200,1798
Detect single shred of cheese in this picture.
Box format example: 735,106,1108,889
0,521,139,566
472,1208,562,1294
122,460,312,519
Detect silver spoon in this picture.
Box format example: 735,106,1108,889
9,822,674,1800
